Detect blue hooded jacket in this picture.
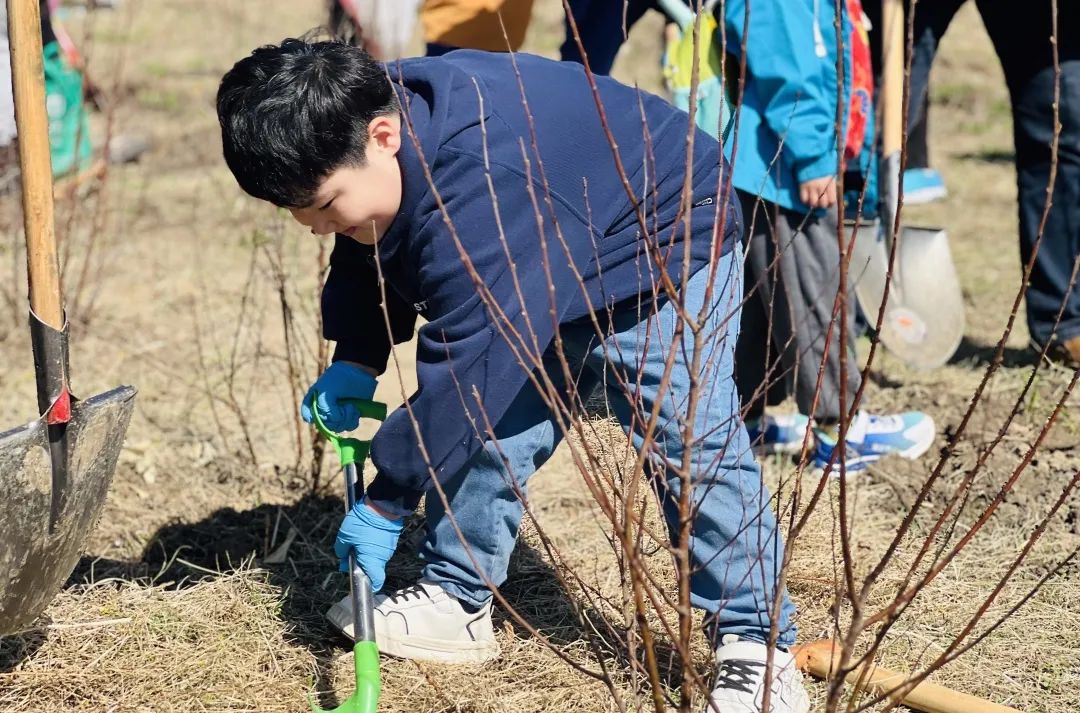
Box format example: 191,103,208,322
719,0,873,212
323,51,738,516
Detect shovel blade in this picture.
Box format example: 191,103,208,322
847,221,965,370
0,385,136,635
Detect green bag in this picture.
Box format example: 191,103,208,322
659,0,732,142
42,41,92,176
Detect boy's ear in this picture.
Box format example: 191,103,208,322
368,114,402,156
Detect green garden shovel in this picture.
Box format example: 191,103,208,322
311,397,387,713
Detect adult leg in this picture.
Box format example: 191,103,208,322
560,0,654,75
977,0,1080,347
906,0,968,169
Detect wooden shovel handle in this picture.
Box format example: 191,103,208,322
794,640,1024,713
880,0,906,157
7,0,64,329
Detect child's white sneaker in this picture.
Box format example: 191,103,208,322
813,410,936,473
745,413,812,455
708,635,810,713
326,579,500,664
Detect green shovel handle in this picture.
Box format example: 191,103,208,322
308,395,386,713
310,396,388,467
349,641,381,709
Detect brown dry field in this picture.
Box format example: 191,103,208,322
1,1,1078,711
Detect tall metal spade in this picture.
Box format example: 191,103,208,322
847,0,966,369
0,0,135,635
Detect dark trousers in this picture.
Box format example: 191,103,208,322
862,0,963,169
906,0,966,169
982,2,1080,345
560,0,655,74
879,0,1080,345
735,191,862,424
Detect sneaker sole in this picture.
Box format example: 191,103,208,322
326,600,501,665
903,185,947,205
375,630,501,664
752,441,807,457
812,456,875,478
894,416,936,460
813,436,932,476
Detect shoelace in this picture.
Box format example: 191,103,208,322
387,584,429,604
715,658,765,695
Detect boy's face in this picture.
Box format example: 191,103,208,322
289,114,403,245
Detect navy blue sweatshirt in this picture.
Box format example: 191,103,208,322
322,51,739,516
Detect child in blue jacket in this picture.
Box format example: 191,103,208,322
564,0,936,469
218,40,808,712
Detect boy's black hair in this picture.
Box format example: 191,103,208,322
216,38,399,208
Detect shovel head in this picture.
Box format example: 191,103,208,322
0,385,135,635
847,220,965,370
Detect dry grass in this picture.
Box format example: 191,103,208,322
0,567,317,712
781,465,1080,712
0,1,1078,711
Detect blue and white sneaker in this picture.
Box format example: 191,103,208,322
902,168,947,205
813,410,936,474
746,413,812,455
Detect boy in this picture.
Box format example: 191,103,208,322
562,0,936,467
218,40,809,711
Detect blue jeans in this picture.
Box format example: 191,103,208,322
419,245,797,648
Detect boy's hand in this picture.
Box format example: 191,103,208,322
301,361,378,432
333,497,405,592
799,176,838,209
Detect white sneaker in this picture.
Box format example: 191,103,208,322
708,636,810,713
813,410,936,474
745,414,812,456
326,579,500,664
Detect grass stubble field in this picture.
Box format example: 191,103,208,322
0,1,1076,711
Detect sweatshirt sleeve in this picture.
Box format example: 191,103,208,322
724,0,839,183
364,157,596,516
321,235,418,374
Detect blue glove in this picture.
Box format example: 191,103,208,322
333,497,404,592
301,362,377,432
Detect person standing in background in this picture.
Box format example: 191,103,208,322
863,0,1080,364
